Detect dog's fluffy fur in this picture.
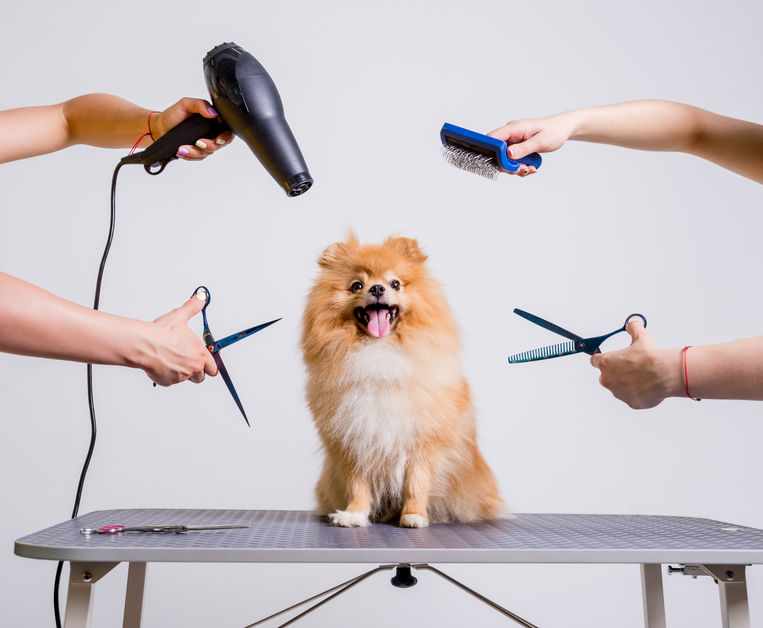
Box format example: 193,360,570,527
301,234,505,528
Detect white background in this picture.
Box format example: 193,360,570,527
1,1,762,626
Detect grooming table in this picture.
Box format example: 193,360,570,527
14,509,763,627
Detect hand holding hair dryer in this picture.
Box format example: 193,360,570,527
122,42,313,197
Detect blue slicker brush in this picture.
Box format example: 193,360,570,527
441,123,542,180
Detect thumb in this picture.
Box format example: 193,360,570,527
178,292,207,322
625,317,646,343
507,135,541,160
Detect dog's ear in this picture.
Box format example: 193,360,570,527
385,236,428,263
319,233,360,269
318,240,358,268
318,242,346,269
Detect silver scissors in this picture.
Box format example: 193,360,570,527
508,308,647,364
80,524,249,535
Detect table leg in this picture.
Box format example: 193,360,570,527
123,562,147,628
64,562,118,628
717,566,749,628
640,563,666,628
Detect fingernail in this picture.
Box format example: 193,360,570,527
215,138,226,146
196,288,207,301
195,140,207,150
506,147,513,158
178,147,190,156
207,107,218,117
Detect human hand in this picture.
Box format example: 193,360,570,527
152,97,235,161
142,293,218,387
590,318,683,409
488,112,577,177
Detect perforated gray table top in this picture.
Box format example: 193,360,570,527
15,509,763,565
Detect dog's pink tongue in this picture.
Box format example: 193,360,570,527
367,310,390,338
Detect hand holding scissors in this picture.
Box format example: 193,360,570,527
147,293,220,386
193,286,280,426
151,287,279,425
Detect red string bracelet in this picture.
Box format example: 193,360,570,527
128,111,161,155
683,346,701,401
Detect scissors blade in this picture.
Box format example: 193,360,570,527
213,352,250,427
507,340,578,364
513,308,584,341
212,318,281,352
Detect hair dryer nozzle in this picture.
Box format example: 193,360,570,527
286,172,312,197
204,42,313,197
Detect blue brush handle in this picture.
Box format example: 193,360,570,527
441,123,542,172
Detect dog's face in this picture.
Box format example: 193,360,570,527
307,235,434,343
349,272,400,338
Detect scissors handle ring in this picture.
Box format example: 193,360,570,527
624,313,647,329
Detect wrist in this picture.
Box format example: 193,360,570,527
147,110,161,142
660,347,685,398
122,320,158,372
151,110,172,140
563,109,589,141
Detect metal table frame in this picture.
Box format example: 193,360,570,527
14,509,763,628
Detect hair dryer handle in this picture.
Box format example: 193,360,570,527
120,114,229,174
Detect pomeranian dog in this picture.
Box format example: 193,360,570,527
301,234,505,528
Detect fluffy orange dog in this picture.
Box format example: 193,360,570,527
301,234,505,528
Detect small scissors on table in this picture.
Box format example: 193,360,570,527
194,286,280,426
80,524,249,535
507,308,647,364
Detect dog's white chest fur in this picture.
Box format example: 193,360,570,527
332,342,417,467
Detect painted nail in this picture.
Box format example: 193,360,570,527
207,107,218,117
195,140,207,150
178,147,190,156
215,138,226,146
196,288,207,302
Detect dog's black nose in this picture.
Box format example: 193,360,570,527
369,284,385,297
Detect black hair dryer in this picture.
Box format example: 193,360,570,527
121,42,313,197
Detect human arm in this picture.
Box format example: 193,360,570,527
0,93,234,164
589,318,763,408
488,100,763,183
0,272,218,386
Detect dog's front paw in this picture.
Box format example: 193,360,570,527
400,513,429,528
329,510,370,527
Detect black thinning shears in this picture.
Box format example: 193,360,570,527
507,308,646,364
195,286,280,425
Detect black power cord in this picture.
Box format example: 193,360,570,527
53,161,124,627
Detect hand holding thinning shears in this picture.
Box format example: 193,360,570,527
507,309,647,363
507,309,690,410
590,317,685,410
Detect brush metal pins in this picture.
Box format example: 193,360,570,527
441,144,500,180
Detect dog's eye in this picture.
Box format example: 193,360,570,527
390,279,401,291
350,281,363,293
